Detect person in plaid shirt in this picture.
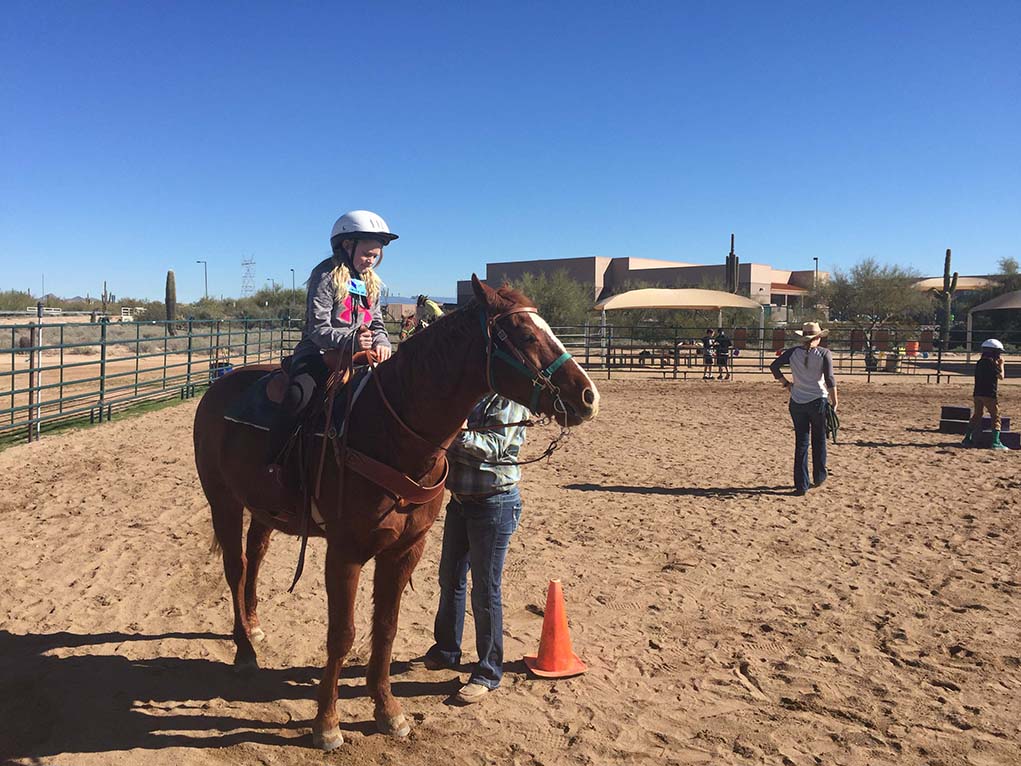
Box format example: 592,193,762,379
424,393,528,703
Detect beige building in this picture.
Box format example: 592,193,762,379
457,256,823,310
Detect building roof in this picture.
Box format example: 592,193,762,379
594,288,762,311
969,290,1021,313
770,282,810,295
912,276,998,292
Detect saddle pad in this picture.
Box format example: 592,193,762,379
223,368,372,434
224,372,280,431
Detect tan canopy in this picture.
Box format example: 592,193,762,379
594,288,762,311
969,290,1021,313
912,276,998,292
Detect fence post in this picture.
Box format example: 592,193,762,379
134,321,140,396
27,321,38,443
58,324,65,413
98,318,108,422
186,317,194,395
215,319,223,368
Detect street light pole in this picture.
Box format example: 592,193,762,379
290,268,295,292
196,260,208,300
813,257,819,290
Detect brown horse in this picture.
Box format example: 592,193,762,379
193,276,599,750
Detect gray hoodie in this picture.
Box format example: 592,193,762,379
292,257,391,362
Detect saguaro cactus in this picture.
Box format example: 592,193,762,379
166,270,177,336
935,248,958,381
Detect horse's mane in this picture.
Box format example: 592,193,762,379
399,286,534,352
394,285,534,373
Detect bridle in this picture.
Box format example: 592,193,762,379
482,306,573,419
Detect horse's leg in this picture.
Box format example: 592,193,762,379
312,544,362,751
243,518,273,643
208,488,259,669
367,538,426,737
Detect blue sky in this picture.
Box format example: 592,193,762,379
2,1,1019,302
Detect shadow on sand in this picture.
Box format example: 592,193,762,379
564,483,794,497
0,630,453,758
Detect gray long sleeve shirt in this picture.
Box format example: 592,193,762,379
292,257,391,362
770,345,837,403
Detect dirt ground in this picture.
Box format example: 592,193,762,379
1,378,1018,766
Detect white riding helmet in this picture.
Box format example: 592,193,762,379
981,338,1004,350
330,210,398,246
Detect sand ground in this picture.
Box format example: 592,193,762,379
1,378,1018,766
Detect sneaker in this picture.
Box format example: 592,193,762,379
455,682,491,704
813,474,827,488
793,488,808,496
990,442,1009,452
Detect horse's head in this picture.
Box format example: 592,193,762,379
472,275,599,426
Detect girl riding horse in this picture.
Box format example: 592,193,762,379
265,209,396,478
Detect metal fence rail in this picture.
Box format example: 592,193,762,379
548,323,1021,381
2,316,301,444
2,314,1017,446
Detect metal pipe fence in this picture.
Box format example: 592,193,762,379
2,315,1017,446
2,317,301,445
549,323,1021,382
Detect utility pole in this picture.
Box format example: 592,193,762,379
196,260,208,300
813,257,819,290
290,268,295,292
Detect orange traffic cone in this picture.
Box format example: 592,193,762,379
524,579,587,678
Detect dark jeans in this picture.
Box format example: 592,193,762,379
265,352,328,462
789,398,828,492
426,487,522,689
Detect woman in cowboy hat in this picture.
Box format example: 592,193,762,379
770,321,839,495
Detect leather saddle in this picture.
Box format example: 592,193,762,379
225,347,375,432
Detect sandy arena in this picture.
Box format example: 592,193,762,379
1,378,1018,766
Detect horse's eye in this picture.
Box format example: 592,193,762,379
522,334,537,344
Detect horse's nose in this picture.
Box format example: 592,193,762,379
577,387,599,419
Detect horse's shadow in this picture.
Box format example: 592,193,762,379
564,482,792,497
0,630,452,758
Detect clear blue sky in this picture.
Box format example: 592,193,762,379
3,1,1019,302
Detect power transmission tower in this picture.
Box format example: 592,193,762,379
241,257,256,297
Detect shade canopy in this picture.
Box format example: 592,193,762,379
968,290,1021,313
594,288,762,312
912,276,998,292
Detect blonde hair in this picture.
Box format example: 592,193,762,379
330,251,382,307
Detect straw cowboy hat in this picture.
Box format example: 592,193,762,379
794,321,829,339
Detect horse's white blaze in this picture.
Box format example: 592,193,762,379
529,313,600,417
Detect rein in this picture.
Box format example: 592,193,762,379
367,306,574,467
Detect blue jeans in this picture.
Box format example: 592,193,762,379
426,487,522,689
789,398,828,492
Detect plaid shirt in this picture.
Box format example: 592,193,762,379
447,394,529,496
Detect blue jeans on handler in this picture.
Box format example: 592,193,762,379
789,398,828,492
426,487,522,689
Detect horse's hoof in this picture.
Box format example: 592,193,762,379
312,727,344,751
250,627,266,643
375,711,411,738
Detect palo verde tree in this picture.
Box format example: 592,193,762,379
821,258,931,347
509,270,593,327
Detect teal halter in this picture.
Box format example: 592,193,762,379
480,307,572,413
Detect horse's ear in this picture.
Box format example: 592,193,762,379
471,274,497,310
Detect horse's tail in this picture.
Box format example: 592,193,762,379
209,533,222,555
